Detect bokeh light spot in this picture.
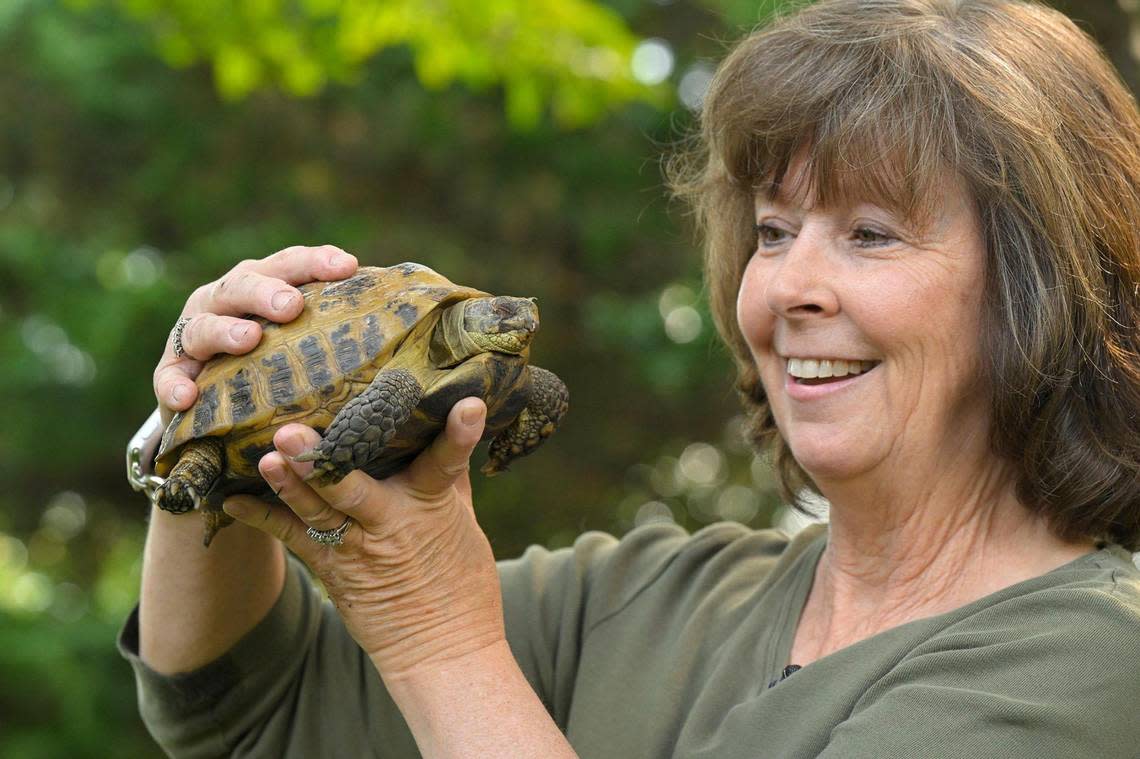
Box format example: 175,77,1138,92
678,442,725,487
664,305,702,343
678,62,714,111
658,283,695,318
43,491,88,540
0,534,29,572
631,39,674,85
9,572,54,613
123,246,165,288
716,485,761,523
635,500,675,526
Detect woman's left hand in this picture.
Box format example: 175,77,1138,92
221,397,505,678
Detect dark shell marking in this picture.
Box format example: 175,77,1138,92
226,369,258,423
262,352,297,406
299,335,335,395
395,302,419,327
363,315,384,356
330,322,364,373
319,269,378,307
193,386,220,437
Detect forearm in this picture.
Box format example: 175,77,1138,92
381,639,577,759
139,505,285,675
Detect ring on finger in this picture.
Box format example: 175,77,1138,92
306,516,354,546
170,316,193,358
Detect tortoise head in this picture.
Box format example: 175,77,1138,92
462,296,539,354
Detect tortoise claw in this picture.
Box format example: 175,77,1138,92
302,459,350,488
156,479,201,514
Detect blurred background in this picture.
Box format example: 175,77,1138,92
0,0,1136,754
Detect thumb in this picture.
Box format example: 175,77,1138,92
402,397,486,500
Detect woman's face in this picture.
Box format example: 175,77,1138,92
736,165,990,485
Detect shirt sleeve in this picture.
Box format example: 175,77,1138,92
816,581,1140,759
118,556,420,758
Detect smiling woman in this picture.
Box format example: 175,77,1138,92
670,0,1140,553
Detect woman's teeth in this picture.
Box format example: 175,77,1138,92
786,358,877,379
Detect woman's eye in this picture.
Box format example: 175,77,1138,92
853,227,892,246
754,223,789,246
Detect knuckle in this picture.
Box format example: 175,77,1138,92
188,284,211,309
312,504,343,529
275,245,308,261
211,269,249,300
208,276,229,301
181,314,204,353
276,517,299,545
437,458,469,480
339,479,372,513
152,366,168,395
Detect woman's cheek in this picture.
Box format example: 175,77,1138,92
735,261,768,348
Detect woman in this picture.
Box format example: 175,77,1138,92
121,0,1140,756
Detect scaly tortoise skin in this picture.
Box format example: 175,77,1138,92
153,263,569,546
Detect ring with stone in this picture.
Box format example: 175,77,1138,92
306,516,353,546
170,316,193,358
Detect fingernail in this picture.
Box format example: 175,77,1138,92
223,499,250,518
229,323,250,342
272,290,297,311
461,404,481,427
328,251,353,267
171,384,186,404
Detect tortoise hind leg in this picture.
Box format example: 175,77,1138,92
155,437,224,514
154,437,231,547
296,368,424,487
482,366,568,475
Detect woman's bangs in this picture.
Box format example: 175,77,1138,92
752,113,949,231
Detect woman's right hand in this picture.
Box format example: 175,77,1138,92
152,245,359,424
140,246,358,675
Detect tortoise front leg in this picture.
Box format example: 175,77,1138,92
296,368,424,487
481,366,568,475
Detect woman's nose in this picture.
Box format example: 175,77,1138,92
762,233,840,319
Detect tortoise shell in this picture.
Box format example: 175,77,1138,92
154,263,527,505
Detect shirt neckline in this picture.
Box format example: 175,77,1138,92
766,526,1127,680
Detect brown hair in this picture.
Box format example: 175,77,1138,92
668,0,1140,549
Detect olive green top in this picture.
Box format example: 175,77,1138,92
118,522,1140,758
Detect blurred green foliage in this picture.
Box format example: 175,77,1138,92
85,0,667,127
1,0,1135,754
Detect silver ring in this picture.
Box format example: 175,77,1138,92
306,516,353,546
170,316,193,358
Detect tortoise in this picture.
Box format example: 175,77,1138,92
153,262,569,546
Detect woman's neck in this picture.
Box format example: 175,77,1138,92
789,473,1095,666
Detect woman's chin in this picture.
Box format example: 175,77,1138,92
787,438,875,483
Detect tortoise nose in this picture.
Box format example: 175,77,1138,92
500,296,539,331
521,301,539,332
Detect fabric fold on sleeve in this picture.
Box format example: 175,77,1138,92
118,556,322,758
